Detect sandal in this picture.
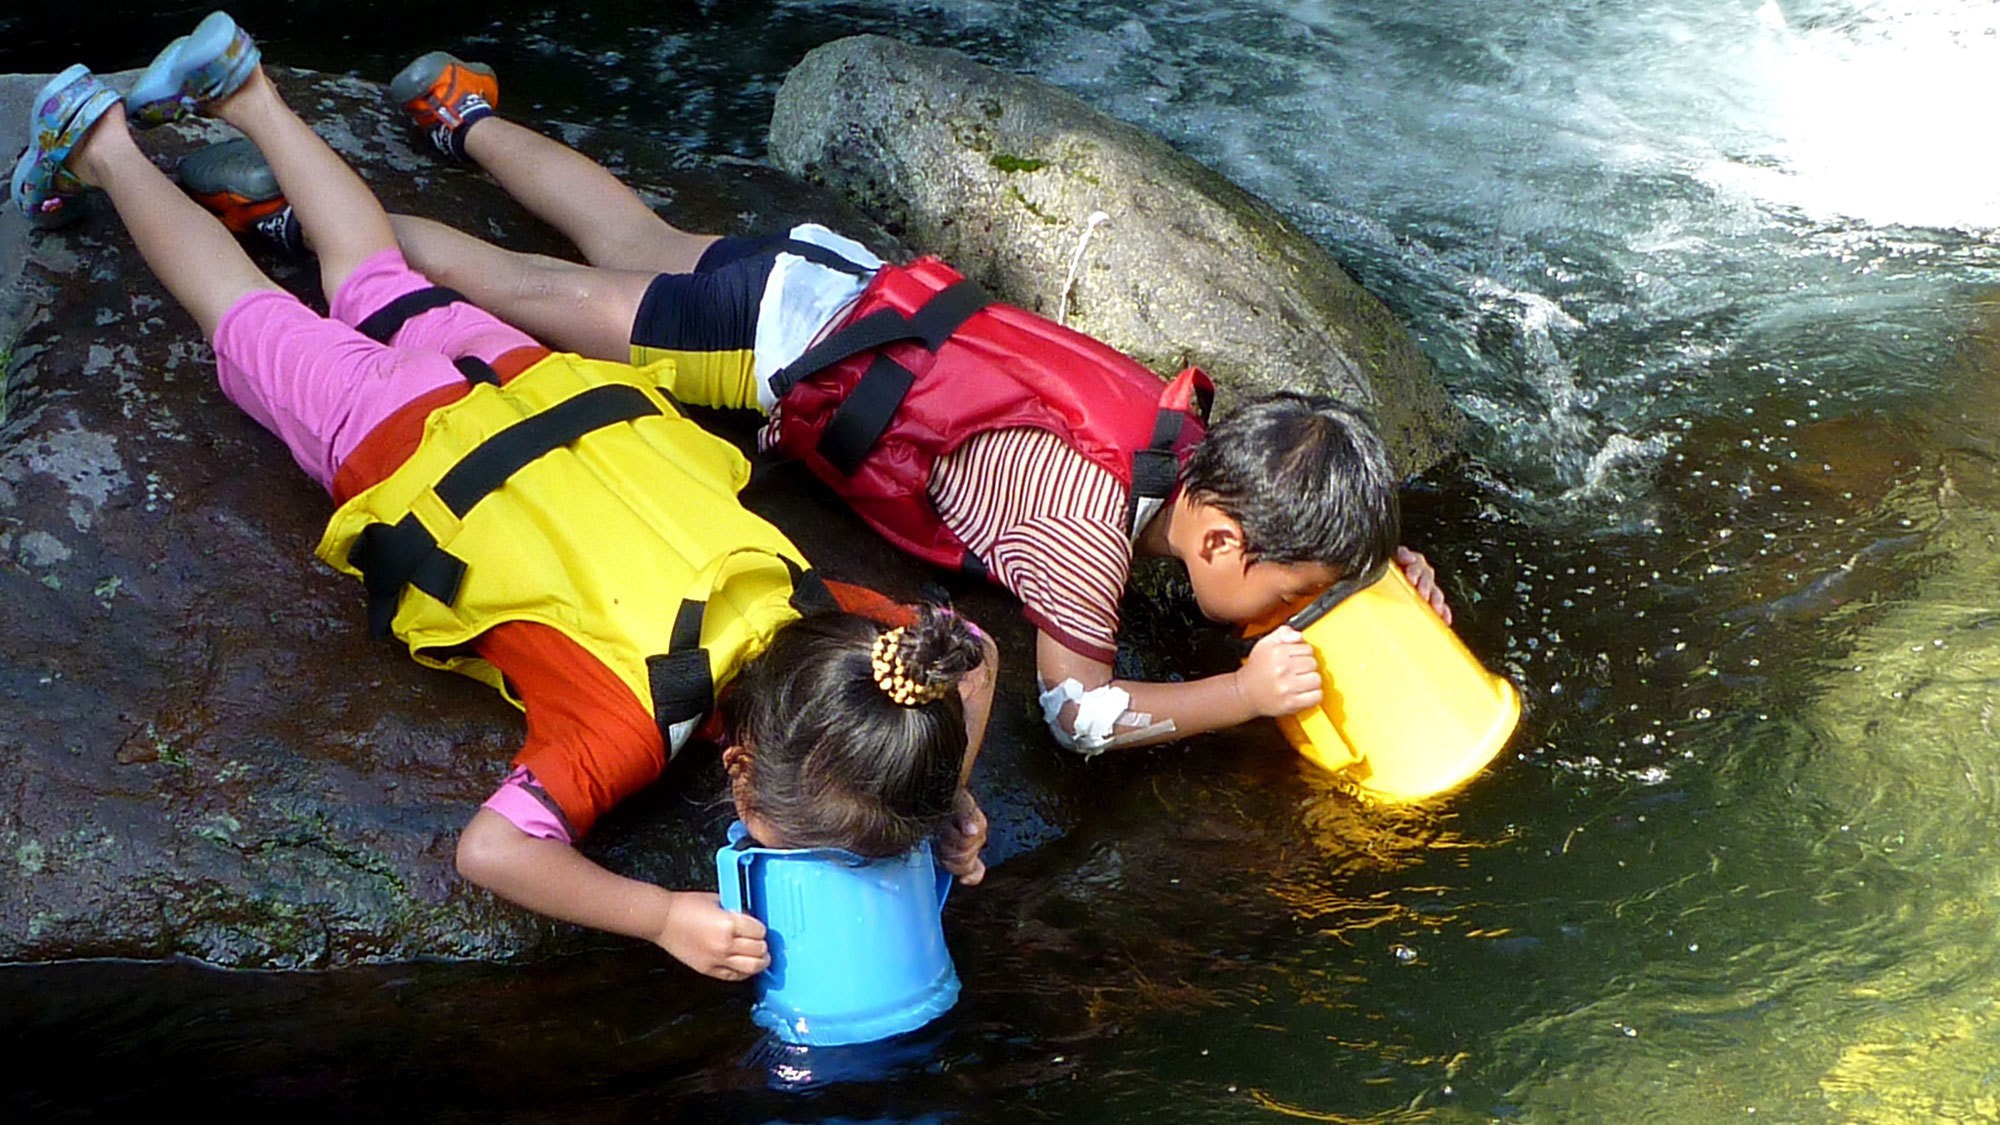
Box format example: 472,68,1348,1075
388,51,499,160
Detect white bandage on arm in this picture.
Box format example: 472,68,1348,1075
1038,678,1177,757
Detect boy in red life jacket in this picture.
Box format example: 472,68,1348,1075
19,13,996,979
374,55,1452,755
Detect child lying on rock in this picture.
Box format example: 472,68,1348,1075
362,51,1453,756
11,9,995,979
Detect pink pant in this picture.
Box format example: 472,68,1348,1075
212,248,538,491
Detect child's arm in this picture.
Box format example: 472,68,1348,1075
937,626,1000,883
455,809,770,980
1035,547,1454,752
956,626,1000,785
1035,625,1321,753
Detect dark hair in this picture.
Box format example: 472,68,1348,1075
1180,392,1401,576
720,605,983,857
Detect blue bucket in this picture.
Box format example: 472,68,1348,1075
715,821,960,1046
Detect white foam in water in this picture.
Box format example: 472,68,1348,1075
864,0,2000,232
1557,431,1677,505
1464,276,1606,475
769,0,1995,511
1701,0,2000,231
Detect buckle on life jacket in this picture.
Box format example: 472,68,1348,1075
1127,366,1215,533
645,556,835,751
347,384,664,639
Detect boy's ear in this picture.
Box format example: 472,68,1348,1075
1193,503,1250,562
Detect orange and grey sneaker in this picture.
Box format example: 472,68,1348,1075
389,51,498,162
177,137,303,253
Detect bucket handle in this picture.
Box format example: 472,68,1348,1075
933,846,954,914
1283,561,1390,632
718,846,755,916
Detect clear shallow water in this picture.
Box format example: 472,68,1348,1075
8,1,2000,1121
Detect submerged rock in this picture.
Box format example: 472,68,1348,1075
767,34,1460,476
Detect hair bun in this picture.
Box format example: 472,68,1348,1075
870,605,982,706
906,603,985,676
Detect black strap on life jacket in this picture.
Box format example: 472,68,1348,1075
355,286,501,386
774,237,875,277
816,355,916,477
764,279,993,459
349,384,662,638
1124,369,1215,534
1128,405,1188,520
785,560,838,616
355,286,473,344
453,355,500,386
642,557,835,750
645,598,713,744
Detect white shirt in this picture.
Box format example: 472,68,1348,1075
752,223,883,411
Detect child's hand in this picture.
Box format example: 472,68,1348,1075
938,788,989,886
658,890,769,981
1395,546,1453,626
1236,626,1323,718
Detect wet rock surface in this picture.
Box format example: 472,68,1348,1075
767,34,1460,476
0,66,1076,967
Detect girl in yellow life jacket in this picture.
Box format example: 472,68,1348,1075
20,11,996,981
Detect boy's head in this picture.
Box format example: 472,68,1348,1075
1174,392,1401,625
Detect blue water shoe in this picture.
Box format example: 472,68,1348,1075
127,10,261,129
9,65,120,230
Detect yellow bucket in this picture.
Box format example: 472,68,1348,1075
1266,564,1519,802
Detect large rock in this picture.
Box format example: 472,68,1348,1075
767,35,1459,475
0,67,1070,968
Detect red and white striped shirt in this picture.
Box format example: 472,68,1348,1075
927,427,1132,663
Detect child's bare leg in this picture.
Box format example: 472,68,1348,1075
459,116,718,273
66,103,280,338
389,213,654,361
205,67,395,301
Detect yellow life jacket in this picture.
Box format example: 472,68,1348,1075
316,349,825,752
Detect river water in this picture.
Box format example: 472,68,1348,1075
7,1,2000,1121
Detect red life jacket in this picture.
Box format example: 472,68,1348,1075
764,256,1213,578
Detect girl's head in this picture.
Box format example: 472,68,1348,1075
721,605,984,856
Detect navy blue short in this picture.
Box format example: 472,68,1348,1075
626,234,797,407
627,232,880,409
